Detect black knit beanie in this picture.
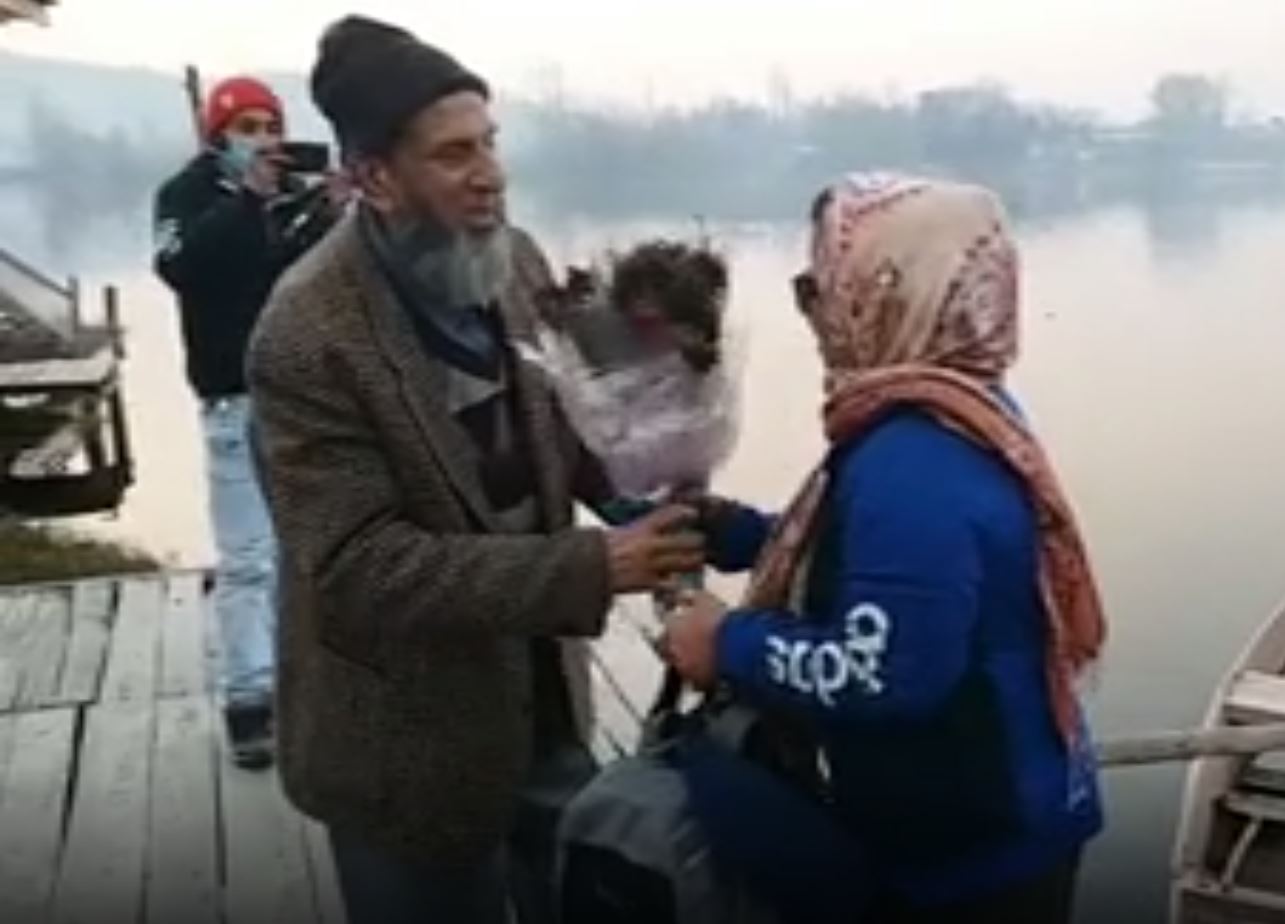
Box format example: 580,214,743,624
310,15,490,157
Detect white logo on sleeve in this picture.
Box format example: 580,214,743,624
155,218,182,258
765,603,892,707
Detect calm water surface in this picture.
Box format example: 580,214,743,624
6,193,1285,922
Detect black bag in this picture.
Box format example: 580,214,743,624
508,741,601,924
556,670,870,924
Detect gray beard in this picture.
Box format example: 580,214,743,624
404,225,514,311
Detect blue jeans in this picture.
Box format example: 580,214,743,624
202,395,276,709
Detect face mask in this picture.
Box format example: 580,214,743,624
219,134,263,180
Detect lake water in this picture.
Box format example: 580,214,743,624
5,189,1285,921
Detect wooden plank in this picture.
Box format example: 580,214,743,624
0,708,78,923
0,713,15,794
1225,790,1285,824
145,696,219,924
1179,883,1285,923
10,419,86,478
0,255,69,343
303,819,348,924
593,602,665,721
0,593,35,713
1244,765,1285,795
587,659,631,759
158,573,208,699
99,577,162,704
0,590,36,640
0,588,25,620
0,350,114,393
53,701,155,924
17,588,71,708
0,658,18,714
52,580,114,706
1228,671,1285,724
220,739,317,924
1098,723,1285,767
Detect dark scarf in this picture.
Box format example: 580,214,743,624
358,205,503,379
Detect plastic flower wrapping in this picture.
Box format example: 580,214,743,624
521,241,742,502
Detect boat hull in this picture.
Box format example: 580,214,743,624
1172,604,1285,923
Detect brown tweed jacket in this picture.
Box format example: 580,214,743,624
246,215,611,865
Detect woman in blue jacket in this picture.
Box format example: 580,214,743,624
664,174,1108,923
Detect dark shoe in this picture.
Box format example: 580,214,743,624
224,703,274,770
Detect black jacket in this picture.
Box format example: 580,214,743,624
153,153,337,398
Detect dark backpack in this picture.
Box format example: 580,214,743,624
556,670,870,924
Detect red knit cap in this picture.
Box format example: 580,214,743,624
203,76,284,141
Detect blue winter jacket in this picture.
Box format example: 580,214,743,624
709,405,1103,907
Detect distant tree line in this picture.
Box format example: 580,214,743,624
505,73,1285,221
6,72,1285,228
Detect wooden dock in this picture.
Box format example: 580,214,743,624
0,574,346,924
0,572,660,924
0,246,134,517
5,571,1285,923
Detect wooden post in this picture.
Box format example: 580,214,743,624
102,283,131,499
1097,723,1285,768
67,275,80,342
82,392,108,474
183,65,204,148
103,286,123,360
107,383,133,498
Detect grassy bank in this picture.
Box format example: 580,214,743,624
0,520,159,585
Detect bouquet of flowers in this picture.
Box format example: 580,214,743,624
523,239,741,508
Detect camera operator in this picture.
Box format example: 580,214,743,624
152,76,344,770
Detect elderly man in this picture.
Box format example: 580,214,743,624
246,16,703,924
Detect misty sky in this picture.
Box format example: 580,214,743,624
4,0,1285,118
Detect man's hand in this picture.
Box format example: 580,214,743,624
606,505,704,593
661,589,730,691
243,148,287,198
670,487,744,534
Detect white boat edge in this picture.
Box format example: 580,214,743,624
1170,598,1285,922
